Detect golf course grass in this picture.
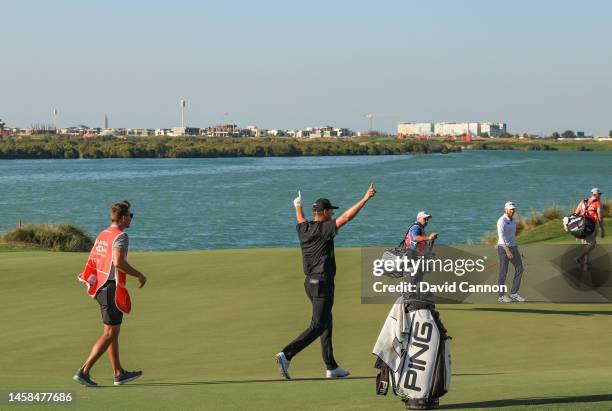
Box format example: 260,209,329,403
517,220,612,245
1,248,612,410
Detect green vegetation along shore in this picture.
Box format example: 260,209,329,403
461,137,612,152
1,135,611,159
0,136,459,159
1,248,611,410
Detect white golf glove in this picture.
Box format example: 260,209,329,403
293,190,302,207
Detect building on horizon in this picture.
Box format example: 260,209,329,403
170,127,200,136
397,122,434,136
398,121,507,137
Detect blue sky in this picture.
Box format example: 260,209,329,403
1,0,611,135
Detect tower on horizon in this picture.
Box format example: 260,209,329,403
180,99,186,128
104,113,108,129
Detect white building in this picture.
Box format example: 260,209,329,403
479,122,507,137
127,128,154,137
155,128,171,136
247,125,267,137
170,127,200,137
398,121,508,137
434,122,478,136
397,122,434,136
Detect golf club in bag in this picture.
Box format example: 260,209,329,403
373,238,451,410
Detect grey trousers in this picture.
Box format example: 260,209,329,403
497,246,524,296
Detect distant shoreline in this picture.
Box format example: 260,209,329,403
0,136,611,160
0,135,459,159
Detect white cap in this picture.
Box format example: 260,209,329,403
417,211,432,219
591,187,602,195
504,201,516,209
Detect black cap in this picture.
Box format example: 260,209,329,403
312,198,339,211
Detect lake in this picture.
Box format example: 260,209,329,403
1,151,610,250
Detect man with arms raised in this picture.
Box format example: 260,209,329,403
275,183,376,379
74,200,147,387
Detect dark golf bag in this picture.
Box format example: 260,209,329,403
375,305,451,410
564,213,595,239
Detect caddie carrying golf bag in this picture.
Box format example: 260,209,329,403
373,237,451,410
563,200,596,239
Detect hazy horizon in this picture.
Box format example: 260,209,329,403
1,1,611,135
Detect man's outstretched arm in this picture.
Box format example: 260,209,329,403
335,183,376,230
294,191,306,224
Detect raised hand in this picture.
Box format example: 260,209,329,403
293,190,302,208
364,182,376,200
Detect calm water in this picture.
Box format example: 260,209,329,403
1,151,611,250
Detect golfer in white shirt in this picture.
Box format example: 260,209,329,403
497,202,525,303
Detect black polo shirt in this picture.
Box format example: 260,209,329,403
297,220,337,280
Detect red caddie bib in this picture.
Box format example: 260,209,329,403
580,198,601,222
78,225,132,314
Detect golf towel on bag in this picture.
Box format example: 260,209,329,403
373,307,451,402
372,297,411,371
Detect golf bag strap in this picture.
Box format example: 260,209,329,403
399,224,417,249
432,309,449,337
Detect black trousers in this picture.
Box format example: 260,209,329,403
282,277,338,370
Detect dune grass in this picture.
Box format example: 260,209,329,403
1,248,612,410
0,223,93,252
483,200,611,245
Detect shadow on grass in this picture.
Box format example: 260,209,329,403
115,376,373,387
441,393,612,409
444,307,612,316
104,373,501,388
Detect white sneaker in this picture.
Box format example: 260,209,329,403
498,295,512,303
274,352,291,380
326,367,350,378
509,293,526,302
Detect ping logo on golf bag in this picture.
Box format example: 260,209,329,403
403,320,433,391
394,310,441,400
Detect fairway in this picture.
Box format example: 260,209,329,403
517,219,612,245
1,248,612,410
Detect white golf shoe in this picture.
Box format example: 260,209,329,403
509,293,526,302
326,367,350,378
498,295,512,303
274,352,291,380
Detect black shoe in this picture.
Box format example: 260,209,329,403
73,369,98,387
113,370,143,386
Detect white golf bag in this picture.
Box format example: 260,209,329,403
374,301,451,410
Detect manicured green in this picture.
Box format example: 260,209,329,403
1,248,611,410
